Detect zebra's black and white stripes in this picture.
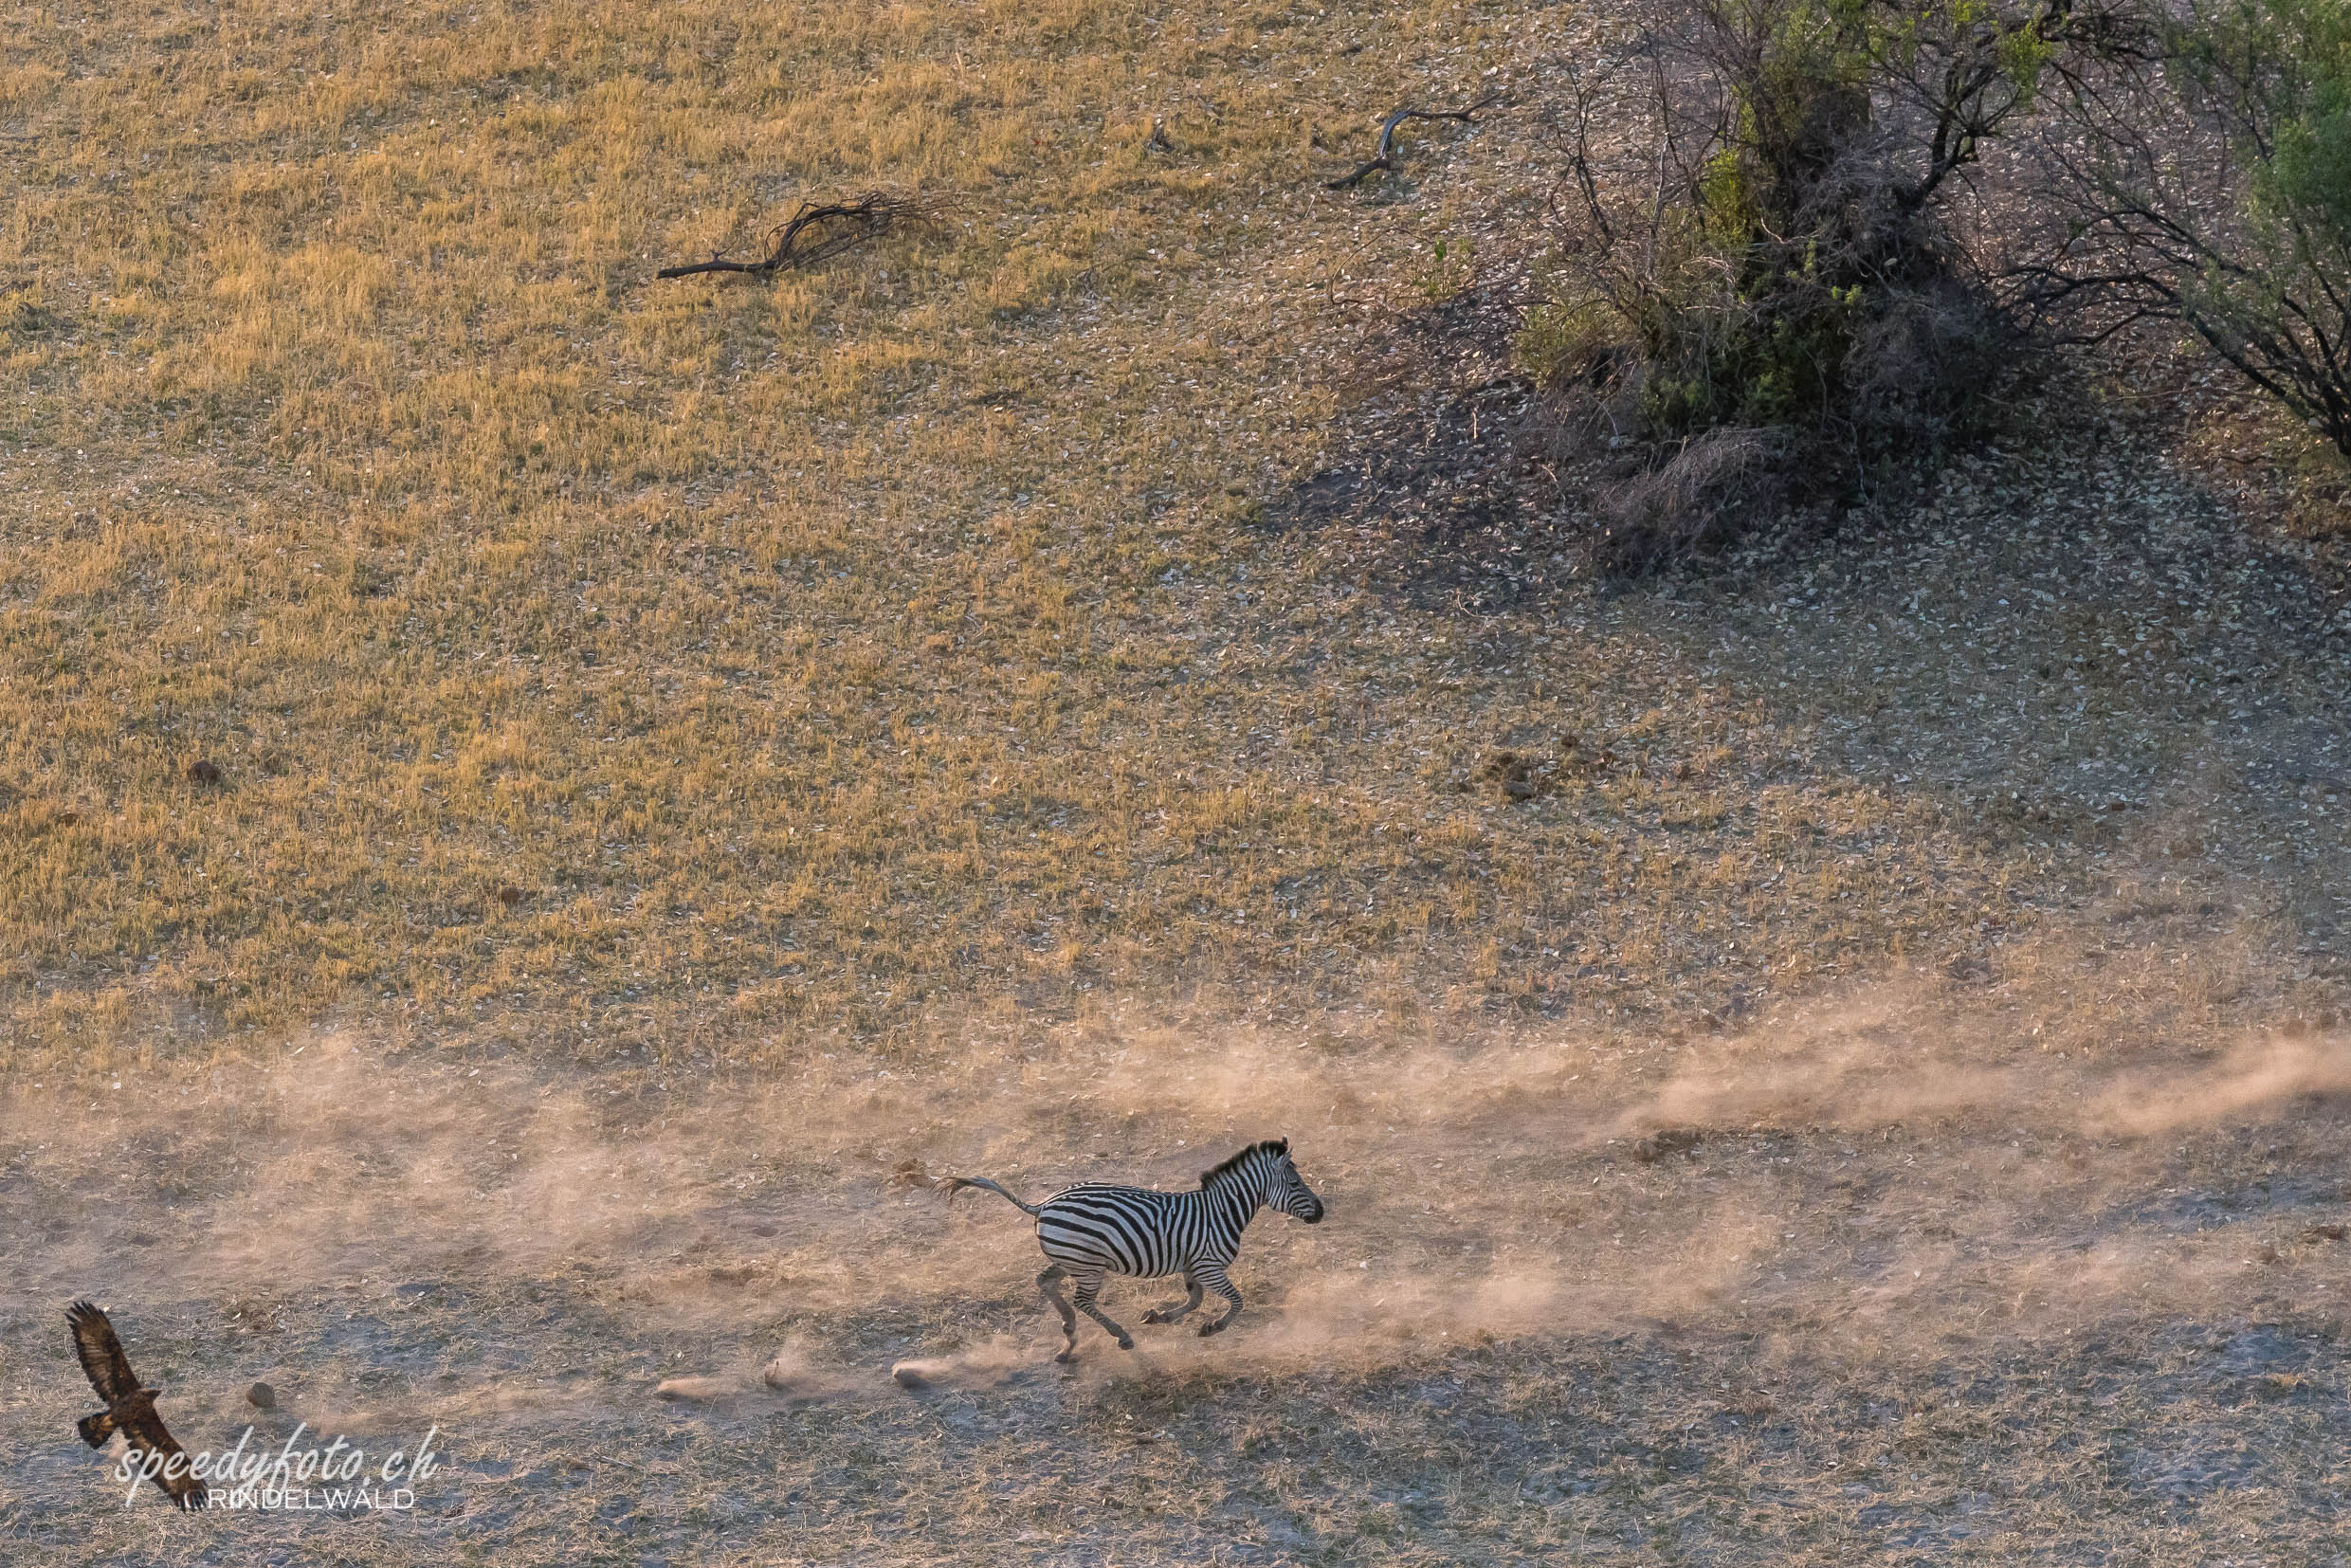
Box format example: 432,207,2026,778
943,1140,1324,1360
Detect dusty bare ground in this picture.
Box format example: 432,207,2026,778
7,977,2351,1563
18,402,2351,1558
6,0,2351,1561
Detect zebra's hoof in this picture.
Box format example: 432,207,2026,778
1118,1337,1135,1351
1196,1322,1223,1338
1054,1350,1076,1364
1141,1310,1164,1324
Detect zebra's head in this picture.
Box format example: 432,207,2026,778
1203,1139,1324,1224
1265,1139,1323,1225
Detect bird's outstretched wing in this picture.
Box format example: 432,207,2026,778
66,1301,139,1405
121,1408,207,1509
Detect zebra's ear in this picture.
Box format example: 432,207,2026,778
1271,1138,1289,1156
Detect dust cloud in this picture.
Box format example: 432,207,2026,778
6,986,2347,1384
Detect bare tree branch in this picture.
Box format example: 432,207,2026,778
657,192,941,281
1325,94,1503,189
2013,0,2351,456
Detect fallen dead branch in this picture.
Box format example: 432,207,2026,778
1325,94,1500,190
656,192,939,280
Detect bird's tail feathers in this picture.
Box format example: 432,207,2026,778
939,1176,1042,1216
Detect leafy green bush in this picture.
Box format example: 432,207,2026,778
1529,0,2130,569
2030,0,2351,457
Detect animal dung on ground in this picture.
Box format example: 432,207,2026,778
889,1362,933,1392
246,1380,276,1411
184,758,222,784
1479,752,1541,802
1632,1128,1703,1164
496,885,523,908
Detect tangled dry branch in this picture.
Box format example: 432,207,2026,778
656,192,940,280
1325,94,1502,189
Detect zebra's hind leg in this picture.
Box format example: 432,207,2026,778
1038,1265,1080,1362
1069,1270,1135,1351
1142,1273,1205,1325
1194,1263,1244,1337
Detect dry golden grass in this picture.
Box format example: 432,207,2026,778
0,0,2099,1073
7,0,2351,1561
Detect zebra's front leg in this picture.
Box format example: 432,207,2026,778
1142,1273,1205,1326
1194,1263,1244,1337
1039,1265,1080,1362
1069,1270,1135,1351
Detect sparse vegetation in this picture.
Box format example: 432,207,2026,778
2027,0,2351,460
1522,0,2139,568
0,0,2093,1071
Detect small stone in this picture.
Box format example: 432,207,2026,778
246,1382,276,1411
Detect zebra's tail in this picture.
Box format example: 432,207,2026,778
939,1176,1043,1216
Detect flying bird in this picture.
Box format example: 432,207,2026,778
67,1300,207,1509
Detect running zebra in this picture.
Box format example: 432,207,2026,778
942,1139,1325,1360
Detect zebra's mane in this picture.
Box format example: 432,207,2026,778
1199,1138,1288,1189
